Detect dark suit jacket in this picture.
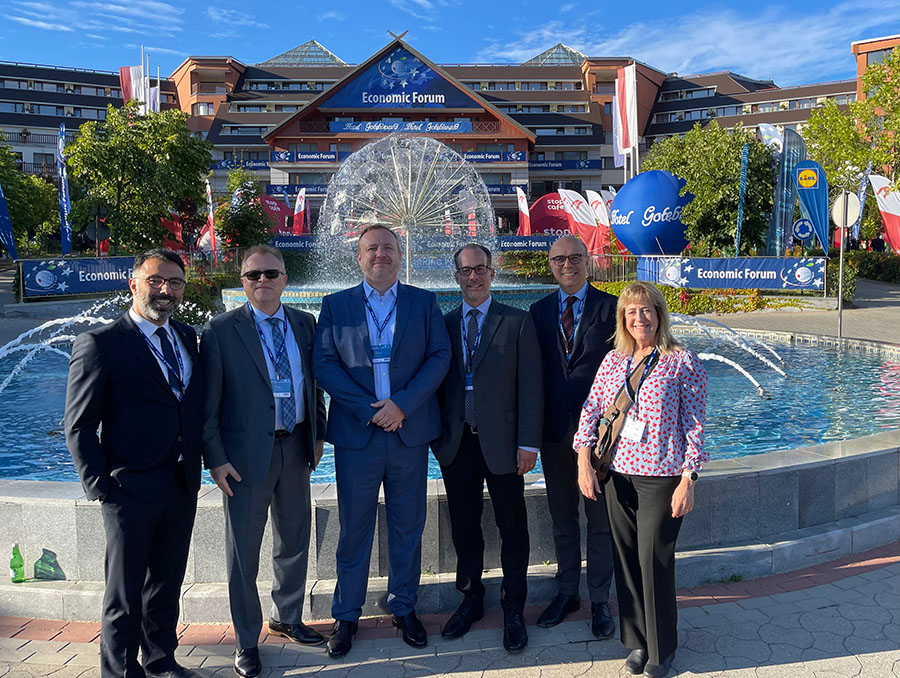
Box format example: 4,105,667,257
65,313,204,501
313,282,451,450
200,303,326,483
432,300,543,475
529,284,617,446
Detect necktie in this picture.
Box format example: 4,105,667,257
267,317,296,432
561,295,577,351
464,308,479,428
154,327,183,400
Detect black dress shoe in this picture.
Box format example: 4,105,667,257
326,620,358,659
590,601,615,639
268,618,325,645
146,664,202,678
441,596,484,639
233,648,261,678
392,611,428,648
625,648,648,675
537,593,581,627
642,652,674,678
502,610,528,653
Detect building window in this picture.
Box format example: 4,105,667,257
593,83,615,94
532,152,545,161
224,151,267,161
289,172,329,185
289,143,318,153
604,102,611,115
193,102,214,115
225,126,267,135
561,105,586,113
555,151,587,161
572,126,590,135
33,152,55,166
274,105,298,112
867,49,891,66
480,173,511,185
329,143,352,152
476,143,512,152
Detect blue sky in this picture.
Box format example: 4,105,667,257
1,0,896,86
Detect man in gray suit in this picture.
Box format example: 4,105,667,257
432,243,543,653
201,245,327,678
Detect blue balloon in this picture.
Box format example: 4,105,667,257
610,170,692,255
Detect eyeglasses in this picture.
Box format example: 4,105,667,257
133,275,185,291
241,269,284,281
550,254,585,266
456,265,492,277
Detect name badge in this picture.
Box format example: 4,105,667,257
372,344,391,364
465,373,474,391
621,415,645,442
272,378,292,398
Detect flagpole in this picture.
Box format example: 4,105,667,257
140,45,145,113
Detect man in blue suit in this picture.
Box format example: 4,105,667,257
313,224,451,659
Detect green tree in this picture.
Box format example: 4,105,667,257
216,167,274,247
0,139,59,255
65,101,211,254
642,121,776,255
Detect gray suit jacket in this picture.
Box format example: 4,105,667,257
200,303,327,483
431,300,543,475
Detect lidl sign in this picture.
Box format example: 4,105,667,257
797,168,818,189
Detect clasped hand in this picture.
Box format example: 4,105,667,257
370,398,406,432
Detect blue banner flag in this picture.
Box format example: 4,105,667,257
852,162,872,240
766,129,806,255
735,143,749,255
57,124,72,255
643,256,826,290
21,257,134,297
792,160,830,255
0,180,18,260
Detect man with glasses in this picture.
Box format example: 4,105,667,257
200,245,327,677
432,243,542,653
313,224,450,659
66,249,203,678
528,235,618,637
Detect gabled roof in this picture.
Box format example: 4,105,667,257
522,43,587,66
264,38,535,142
257,40,347,66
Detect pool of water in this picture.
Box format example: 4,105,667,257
2,341,898,483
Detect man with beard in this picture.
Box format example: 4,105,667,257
66,249,204,678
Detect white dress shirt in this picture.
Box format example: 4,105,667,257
129,308,192,392
362,279,399,401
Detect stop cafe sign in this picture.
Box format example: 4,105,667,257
528,193,572,236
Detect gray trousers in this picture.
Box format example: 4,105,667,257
224,426,312,650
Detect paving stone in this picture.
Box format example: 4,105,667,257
670,647,726,674
706,621,762,642
0,639,29,651
758,624,814,648
844,635,900,655
0,649,35,662
809,630,850,657
681,629,717,654
798,610,855,636
807,655,864,676
23,652,76,664
714,636,771,663
755,660,815,678
838,602,894,623
64,654,100,667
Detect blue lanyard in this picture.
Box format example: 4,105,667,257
460,310,485,373
141,327,185,391
624,348,658,411
557,292,586,356
364,294,397,345
247,303,289,372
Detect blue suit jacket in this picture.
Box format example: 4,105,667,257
313,281,451,450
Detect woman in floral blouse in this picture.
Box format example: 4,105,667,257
574,281,707,678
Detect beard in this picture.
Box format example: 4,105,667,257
135,290,178,322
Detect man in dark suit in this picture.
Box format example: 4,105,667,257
313,224,451,659
201,245,327,678
432,243,543,653
529,235,618,638
66,249,203,678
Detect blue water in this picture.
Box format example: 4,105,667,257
2,342,898,483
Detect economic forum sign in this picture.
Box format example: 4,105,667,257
21,257,134,297
643,257,826,290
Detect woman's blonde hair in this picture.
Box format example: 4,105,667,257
613,281,681,355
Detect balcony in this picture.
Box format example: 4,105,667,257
294,120,503,134
2,132,76,145
191,82,229,95
17,161,58,176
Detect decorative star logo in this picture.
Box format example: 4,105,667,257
684,265,694,273
814,279,823,288
679,277,688,286
57,281,68,292
400,79,408,87
61,267,73,276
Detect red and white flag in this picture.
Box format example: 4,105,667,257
515,187,531,236
869,174,900,252
292,188,307,235
198,178,217,255
118,65,147,113
585,189,612,255
558,188,604,254
615,65,639,172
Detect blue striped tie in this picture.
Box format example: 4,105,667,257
267,318,296,432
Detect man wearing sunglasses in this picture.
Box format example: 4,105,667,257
313,224,451,659
528,235,618,638
66,249,204,678
200,245,327,678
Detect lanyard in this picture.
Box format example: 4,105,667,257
557,292,586,356
141,326,185,391
364,293,397,345
624,348,658,412
460,310,485,373
247,303,289,373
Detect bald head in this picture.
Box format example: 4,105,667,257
548,236,589,294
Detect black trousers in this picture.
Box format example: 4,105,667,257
440,426,529,613
99,467,197,678
541,436,614,603
605,471,683,666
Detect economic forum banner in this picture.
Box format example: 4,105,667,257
22,257,133,297
642,257,826,290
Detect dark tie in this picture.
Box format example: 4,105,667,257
154,327,182,400
561,295,577,351
267,317,296,432
464,308,479,428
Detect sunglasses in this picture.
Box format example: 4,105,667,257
241,269,284,281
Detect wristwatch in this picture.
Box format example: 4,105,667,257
682,469,699,482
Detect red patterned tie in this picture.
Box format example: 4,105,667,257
561,295,577,351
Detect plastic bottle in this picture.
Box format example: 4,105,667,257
9,544,24,583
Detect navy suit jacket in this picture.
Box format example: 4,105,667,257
313,281,451,450
529,284,617,447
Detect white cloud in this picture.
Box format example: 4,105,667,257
205,7,269,29
9,16,73,31
9,0,182,37
559,2,576,11
319,10,345,21
477,0,898,85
